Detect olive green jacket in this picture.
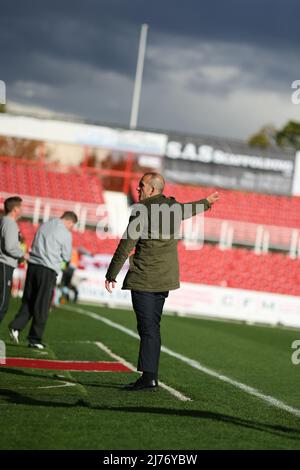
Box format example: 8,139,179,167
106,193,211,292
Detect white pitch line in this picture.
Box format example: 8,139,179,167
63,305,300,419
0,380,76,405
0,380,76,407
15,381,77,390
38,381,76,389
94,340,191,402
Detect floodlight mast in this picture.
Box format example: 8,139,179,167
130,23,148,130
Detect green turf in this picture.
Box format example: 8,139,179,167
0,298,300,450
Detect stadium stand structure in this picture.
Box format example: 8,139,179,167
130,181,300,252
131,180,300,228
0,157,106,227
178,243,300,297
2,158,299,297
0,158,104,203
18,221,300,297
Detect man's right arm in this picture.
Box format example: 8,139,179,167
179,198,211,220
105,217,140,282
179,192,219,219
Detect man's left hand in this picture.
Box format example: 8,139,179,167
105,279,116,294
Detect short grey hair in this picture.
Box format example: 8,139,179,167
144,172,165,193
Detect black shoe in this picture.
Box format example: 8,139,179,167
124,376,143,389
125,377,158,391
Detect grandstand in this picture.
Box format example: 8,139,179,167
178,243,300,297
1,118,300,326
1,155,299,298
0,155,107,228
0,157,104,203
131,180,300,253
163,183,300,229
18,220,300,297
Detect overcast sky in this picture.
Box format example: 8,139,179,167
1,0,300,139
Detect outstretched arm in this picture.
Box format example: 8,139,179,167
180,191,220,220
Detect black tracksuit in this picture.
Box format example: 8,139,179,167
9,263,57,343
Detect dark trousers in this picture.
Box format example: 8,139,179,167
10,263,57,343
131,290,169,378
0,262,14,323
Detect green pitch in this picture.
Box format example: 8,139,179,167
0,298,300,450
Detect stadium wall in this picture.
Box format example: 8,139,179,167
69,268,300,328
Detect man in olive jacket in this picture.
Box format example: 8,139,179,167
105,173,219,391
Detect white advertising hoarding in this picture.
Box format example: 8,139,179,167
12,264,300,328
72,268,300,328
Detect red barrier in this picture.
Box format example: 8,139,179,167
2,357,131,372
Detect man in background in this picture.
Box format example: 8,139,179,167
60,248,80,303
0,196,27,324
9,211,78,349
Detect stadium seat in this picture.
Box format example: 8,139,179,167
131,181,300,228
0,160,105,204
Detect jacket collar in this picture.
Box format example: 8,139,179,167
142,193,165,203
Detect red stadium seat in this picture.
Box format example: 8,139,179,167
131,180,300,228
0,160,104,204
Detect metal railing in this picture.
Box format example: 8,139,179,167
181,217,300,257
1,191,299,257
0,192,105,232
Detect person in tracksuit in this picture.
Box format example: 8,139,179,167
9,211,78,349
0,197,26,324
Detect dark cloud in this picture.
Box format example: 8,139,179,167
0,0,299,138
1,0,299,81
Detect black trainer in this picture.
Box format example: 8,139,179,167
125,376,158,391
124,376,144,389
